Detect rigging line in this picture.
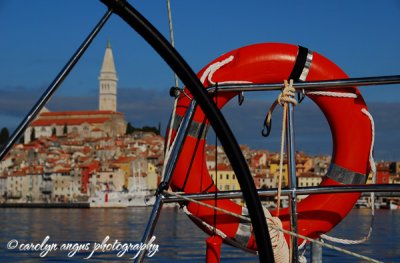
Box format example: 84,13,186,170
161,99,178,181
166,0,179,88
168,191,383,263
162,0,179,179
213,84,219,235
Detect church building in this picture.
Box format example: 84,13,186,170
24,41,127,143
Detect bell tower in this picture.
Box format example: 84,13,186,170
99,40,118,112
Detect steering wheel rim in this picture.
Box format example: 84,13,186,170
98,0,275,262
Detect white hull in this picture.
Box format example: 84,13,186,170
89,190,151,207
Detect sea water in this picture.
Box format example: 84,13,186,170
0,207,398,262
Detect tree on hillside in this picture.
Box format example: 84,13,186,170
30,128,36,142
141,126,160,135
125,122,160,135
126,122,134,135
0,127,10,145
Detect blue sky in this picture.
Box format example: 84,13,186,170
0,1,399,160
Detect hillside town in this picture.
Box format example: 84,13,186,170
1,129,400,206
1,41,400,207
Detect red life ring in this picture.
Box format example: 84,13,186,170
168,43,373,251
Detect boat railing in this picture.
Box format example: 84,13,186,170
205,74,400,93
160,184,400,203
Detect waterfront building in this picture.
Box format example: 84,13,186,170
313,156,331,176
269,160,289,187
297,173,324,187
90,168,126,193
52,169,82,202
0,176,6,201
6,169,47,202
209,164,240,191
146,164,159,190
295,152,314,176
253,173,276,189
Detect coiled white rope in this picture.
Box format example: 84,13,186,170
167,191,383,263
264,208,290,262
181,197,289,262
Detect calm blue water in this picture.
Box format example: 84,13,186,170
0,207,398,262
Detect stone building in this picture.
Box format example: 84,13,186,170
24,41,126,143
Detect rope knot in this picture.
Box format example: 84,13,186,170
278,79,297,106
261,79,298,137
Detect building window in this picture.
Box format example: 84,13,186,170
225,185,230,190
219,174,222,180
226,174,229,180
109,174,113,179
232,175,236,180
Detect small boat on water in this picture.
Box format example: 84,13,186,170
88,188,151,208
89,164,152,207
381,199,400,210
389,200,399,210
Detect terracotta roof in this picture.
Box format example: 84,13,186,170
31,117,111,127
39,110,122,117
54,168,70,173
211,163,232,171
113,156,136,163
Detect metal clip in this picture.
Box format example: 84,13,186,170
156,181,169,196
169,86,181,98
238,91,245,105
261,100,279,137
297,89,305,104
262,118,272,137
